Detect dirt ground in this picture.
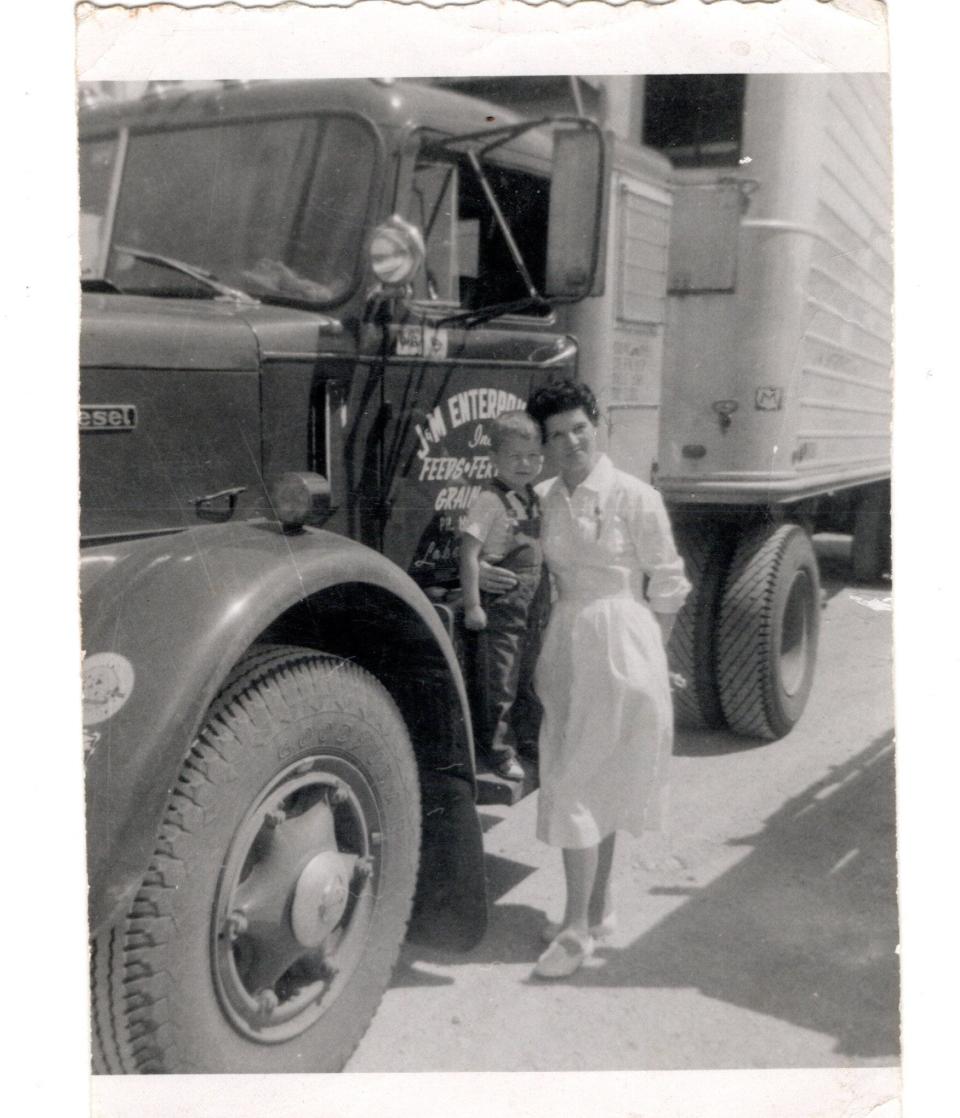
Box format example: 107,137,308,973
347,536,898,1073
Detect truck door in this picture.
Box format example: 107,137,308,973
376,143,573,587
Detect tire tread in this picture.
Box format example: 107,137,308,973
92,644,419,1074
716,524,817,739
669,524,731,730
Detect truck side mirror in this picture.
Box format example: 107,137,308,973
545,125,610,301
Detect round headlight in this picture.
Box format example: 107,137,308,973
369,215,425,287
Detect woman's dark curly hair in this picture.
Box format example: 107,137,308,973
526,379,600,437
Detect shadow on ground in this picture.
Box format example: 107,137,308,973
543,731,900,1061
398,735,899,1062
815,533,892,603
397,847,545,979
674,727,772,758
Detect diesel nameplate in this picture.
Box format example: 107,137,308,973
80,404,138,432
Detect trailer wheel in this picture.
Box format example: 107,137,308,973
716,524,821,740
90,645,420,1074
669,524,734,730
851,484,892,583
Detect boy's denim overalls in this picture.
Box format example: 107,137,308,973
471,479,549,768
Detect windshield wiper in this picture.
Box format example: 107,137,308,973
113,246,259,304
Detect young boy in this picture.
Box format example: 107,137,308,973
460,411,548,781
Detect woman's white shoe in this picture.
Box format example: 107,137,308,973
533,930,595,979
541,912,617,945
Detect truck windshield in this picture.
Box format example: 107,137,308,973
79,114,376,305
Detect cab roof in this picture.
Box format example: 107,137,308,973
79,78,555,165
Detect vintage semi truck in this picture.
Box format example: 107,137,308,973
80,78,607,1074
79,75,891,1074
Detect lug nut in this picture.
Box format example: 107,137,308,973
264,808,286,828
225,910,248,941
355,856,374,880
255,989,279,1018
329,786,349,806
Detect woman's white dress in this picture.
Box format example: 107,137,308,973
534,454,691,848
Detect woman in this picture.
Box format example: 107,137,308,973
525,380,691,978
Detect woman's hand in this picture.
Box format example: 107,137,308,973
479,560,518,594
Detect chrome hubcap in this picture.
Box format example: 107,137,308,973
212,758,380,1043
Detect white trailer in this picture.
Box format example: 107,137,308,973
567,73,892,739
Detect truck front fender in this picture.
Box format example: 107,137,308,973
82,520,477,936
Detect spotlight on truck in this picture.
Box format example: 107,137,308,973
270,471,332,532
369,214,426,287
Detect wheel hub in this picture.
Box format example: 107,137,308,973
212,760,381,1044
291,851,356,947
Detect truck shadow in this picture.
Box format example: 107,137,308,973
390,819,545,986
539,731,900,1061
673,728,770,757
815,533,891,603
390,880,545,987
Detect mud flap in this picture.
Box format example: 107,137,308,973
408,770,488,950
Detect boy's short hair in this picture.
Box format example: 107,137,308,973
489,410,542,452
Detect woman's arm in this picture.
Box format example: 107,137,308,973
628,487,692,648
478,559,518,594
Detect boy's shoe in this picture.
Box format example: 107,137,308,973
494,757,525,782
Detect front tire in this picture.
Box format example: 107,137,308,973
91,645,420,1073
716,524,820,740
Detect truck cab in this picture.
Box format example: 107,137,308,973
80,79,607,1075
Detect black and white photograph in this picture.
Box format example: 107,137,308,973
11,1,952,1116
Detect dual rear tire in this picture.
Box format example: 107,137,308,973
670,521,821,741
716,524,821,740
669,525,732,731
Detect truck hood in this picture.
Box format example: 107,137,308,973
80,293,345,371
